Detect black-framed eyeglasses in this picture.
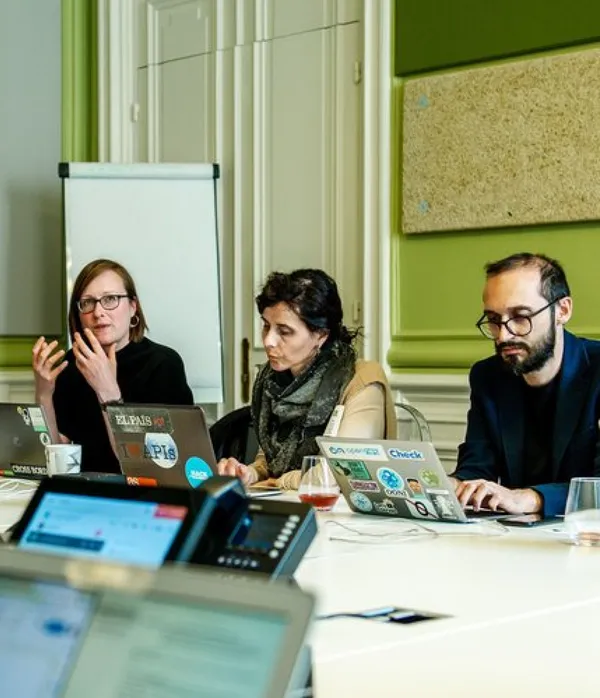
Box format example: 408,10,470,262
476,297,564,340
77,294,130,314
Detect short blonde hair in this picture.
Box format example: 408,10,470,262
68,259,148,342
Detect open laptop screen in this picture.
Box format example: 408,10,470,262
0,575,288,698
17,492,188,568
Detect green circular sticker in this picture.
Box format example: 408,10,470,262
419,469,440,487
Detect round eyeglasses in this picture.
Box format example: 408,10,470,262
77,294,130,314
476,297,563,340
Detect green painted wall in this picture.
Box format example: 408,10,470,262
390,5,600,373
395,0,600,75
0,0,97,372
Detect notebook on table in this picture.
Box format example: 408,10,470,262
317,437,509,523
0,547,314,698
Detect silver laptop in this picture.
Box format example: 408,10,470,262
0,402,53,478
105,404,217,488
0,547,314,698
317,437,505,523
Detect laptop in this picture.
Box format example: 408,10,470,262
9,477,209,568
0,403,53,478
0,547,314,698
317,437,507,523
105,403,217,488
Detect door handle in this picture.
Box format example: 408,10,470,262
241,337,250,403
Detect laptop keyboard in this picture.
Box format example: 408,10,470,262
465,507,509,519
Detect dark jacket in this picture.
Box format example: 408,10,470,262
455,331,600,517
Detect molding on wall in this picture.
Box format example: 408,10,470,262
363,0,391,366
0,370,35,403
389,336,488,370
0,339,39,370
390,372,470,471
390,328,600,371
97,0,136,162
62,0,99,161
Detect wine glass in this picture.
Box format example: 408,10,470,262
297,456,340,512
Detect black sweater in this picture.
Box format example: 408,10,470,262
53,338,193,472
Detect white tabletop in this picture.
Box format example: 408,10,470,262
0,479,36,536
294,499,600,697
2,484,599,696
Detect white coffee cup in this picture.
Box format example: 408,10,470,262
45,444,82,476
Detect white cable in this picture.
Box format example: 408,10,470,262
324,518,508,544
0,480,37,501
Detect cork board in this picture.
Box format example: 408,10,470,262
402,47,600,234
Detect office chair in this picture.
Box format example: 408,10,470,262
395,402,432,442
209,406,259,464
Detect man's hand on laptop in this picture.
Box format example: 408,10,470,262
217,457,258,487
454,479,543,514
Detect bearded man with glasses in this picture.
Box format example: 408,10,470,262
450,253,600,517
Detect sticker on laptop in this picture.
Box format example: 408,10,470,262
387,448,425,461
39,432,51,447
406,477,427,498
384,488,409,499
322,443,386,461
376,467,404,491
185,457,213,487
419,469,441,487
429,493,458,519
374,498,398,515
348,479,380,493
9,463,47,477
330,459,372,480
18,406,47,432
144,433,178,468
117,441,144,460
109,407,173,434
349,491,374,512
16,406,32,428
404,498,439,519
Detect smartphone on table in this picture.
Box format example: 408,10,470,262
501,513,559,527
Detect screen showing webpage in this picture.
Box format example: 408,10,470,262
0,576,288,698
0,578,94,697
18,493,187,567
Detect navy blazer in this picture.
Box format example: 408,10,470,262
455,331,600,517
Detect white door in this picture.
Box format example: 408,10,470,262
130,0,364,412
245,17,364,398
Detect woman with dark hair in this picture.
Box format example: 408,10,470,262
218,268,397,489
32,259,193,473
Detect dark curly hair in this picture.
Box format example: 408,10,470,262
256,269,357,345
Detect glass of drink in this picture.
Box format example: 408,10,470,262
298,456,340,512
565,477,600,546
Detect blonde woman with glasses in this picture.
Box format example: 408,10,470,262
32,259,193,473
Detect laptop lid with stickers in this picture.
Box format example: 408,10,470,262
316,437,471,523
105,404,217,489
0,403,53,478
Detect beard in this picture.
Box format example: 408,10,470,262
495,322,556,376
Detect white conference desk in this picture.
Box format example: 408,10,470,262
297,502,600,697
1,483,600,697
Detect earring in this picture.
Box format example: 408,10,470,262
130,315,140,328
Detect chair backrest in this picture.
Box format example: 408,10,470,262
394,402,432,442
209,406,259,464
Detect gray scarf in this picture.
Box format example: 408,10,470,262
252,341,356,477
